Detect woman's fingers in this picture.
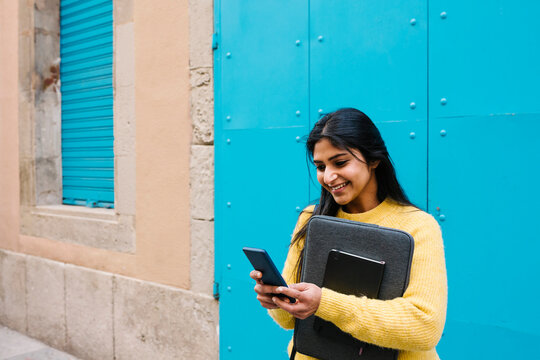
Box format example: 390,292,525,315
275,286,302,300
249,270,262,280
271,283,322,319
250,270,292,310
254,283,280,295
272,295,295,311
250,270,282,309
257,294,278,309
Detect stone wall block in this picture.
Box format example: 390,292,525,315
114,90,135,157
116,215,136,252
34,0,60,32
26,255,66,350
65,264,114,360
35,91,61,157
19,159,36,207
18,25,34,103
0,250,27,333
114,276,219,360
18,0,33,36
115,155,136,216
18,100,34,159
190,145,214,221
188,0,213,68
115,22,135,89
32,0,62,206
190,68,214,145
20,209,135,253
114,76,135,159
34,32,60,80
190,219,214,295
114,0,134,24
35,156,62,205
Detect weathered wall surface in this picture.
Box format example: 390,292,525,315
7,0,194,288
189,0,215,296
0,249,219,360
0,0,20,251
0,0,218,358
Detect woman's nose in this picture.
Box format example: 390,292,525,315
324,168,338,184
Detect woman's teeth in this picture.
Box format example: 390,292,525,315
331,182,348,191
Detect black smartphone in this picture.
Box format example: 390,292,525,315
242,247,296,303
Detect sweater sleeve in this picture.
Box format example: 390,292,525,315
268,207,313,329
314,214,448,352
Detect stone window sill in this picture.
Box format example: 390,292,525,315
20,205,135,253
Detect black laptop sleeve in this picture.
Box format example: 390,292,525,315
293,215,414,360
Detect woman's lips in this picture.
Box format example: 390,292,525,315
329,181,349,193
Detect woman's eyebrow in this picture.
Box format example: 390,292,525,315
328,153,348,161
314,153,348,163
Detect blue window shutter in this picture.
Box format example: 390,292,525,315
60,0,114,208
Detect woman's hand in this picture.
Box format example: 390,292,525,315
272,283,322,319
250,270,281,309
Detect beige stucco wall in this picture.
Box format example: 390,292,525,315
0,0,20,252
2,1,218,358
0,0,193,289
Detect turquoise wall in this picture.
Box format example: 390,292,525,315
215,1,540,358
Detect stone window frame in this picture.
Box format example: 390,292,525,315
19,0,136,252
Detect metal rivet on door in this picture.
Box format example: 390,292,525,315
440,130,447,137
410,102,416,109
409,132,416,139
440,11,447,19
410,18,417,26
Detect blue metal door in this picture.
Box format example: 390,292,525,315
216,1,540,359
429,1,540,357
309,0,428,208
214,1,310,359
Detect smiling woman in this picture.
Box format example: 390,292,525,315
250,108,448,360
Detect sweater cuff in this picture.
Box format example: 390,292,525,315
268,308,295,329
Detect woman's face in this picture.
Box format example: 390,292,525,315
313,138,380,213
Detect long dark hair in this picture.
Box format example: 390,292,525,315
292,108,415,282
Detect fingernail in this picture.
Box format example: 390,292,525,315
276,287,282,292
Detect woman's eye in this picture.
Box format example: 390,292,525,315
335,160,348,167
316,164,325,171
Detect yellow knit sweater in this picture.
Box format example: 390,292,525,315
269,198,447,360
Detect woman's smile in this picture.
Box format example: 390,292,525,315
328,181,350,193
